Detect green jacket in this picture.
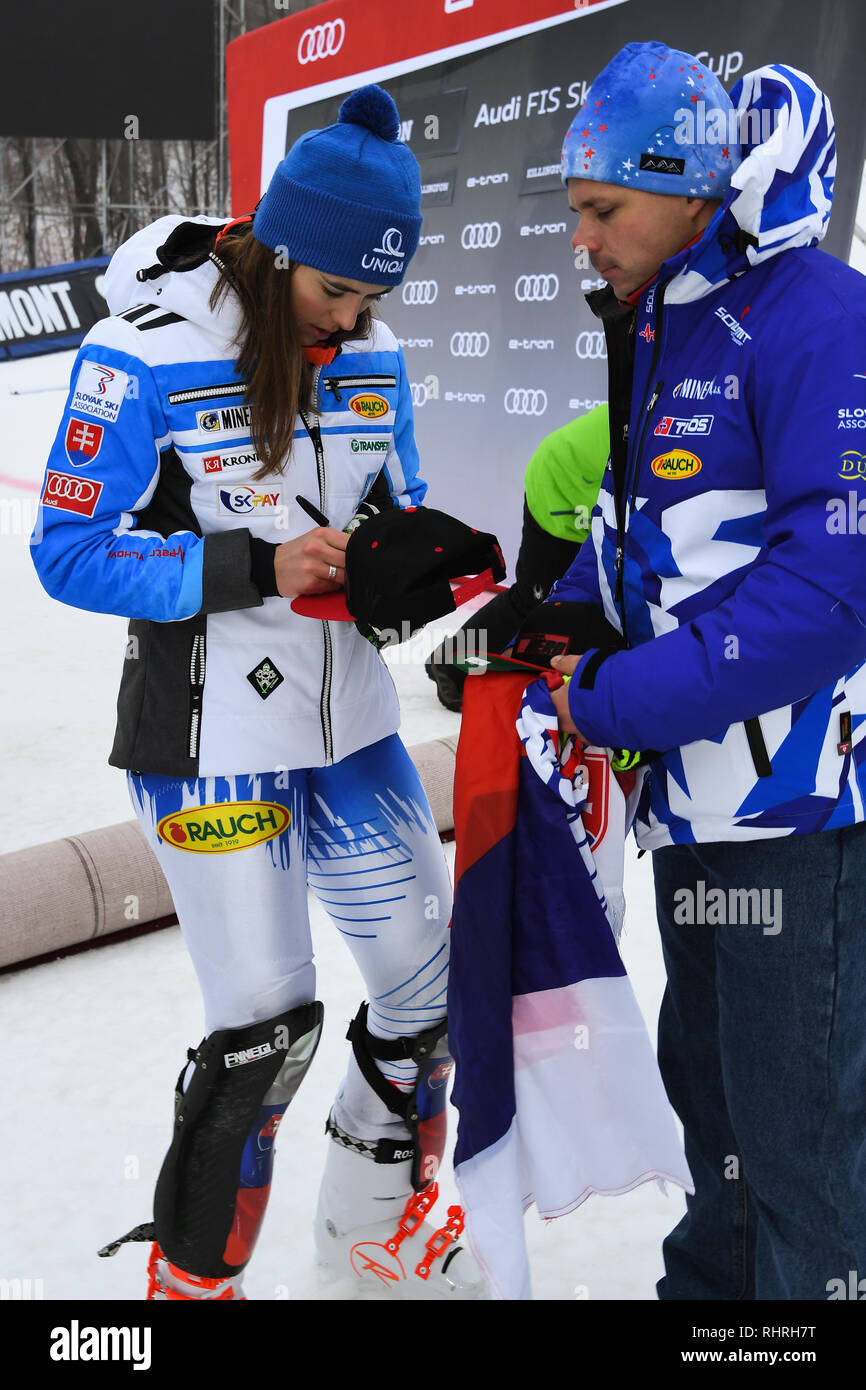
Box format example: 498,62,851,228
523,404,609,545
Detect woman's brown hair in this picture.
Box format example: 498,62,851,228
209,223,373,481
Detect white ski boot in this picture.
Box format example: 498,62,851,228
314,1123,486,1300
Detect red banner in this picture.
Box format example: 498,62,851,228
226,0,616,213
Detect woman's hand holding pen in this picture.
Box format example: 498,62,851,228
273,493,347,598
274,527,348,597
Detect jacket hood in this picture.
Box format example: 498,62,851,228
663,64,836,306
101,215,242,338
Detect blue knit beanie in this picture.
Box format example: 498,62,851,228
562,42,742,197
253,85,422,286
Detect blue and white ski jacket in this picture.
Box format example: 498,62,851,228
30,216,425,777
556,66,866,847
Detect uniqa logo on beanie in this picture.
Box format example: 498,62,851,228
361,225,406,278
253,85,422,287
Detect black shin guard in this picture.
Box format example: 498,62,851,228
345,1003,454,1192
154,1001,323,1278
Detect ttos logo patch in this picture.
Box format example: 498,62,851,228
654,415,714,437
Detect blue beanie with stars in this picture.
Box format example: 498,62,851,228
253,85,422,286
561,41,742,198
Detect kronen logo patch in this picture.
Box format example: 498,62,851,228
349,393,389,419
157,802,290,853
651,450,702,479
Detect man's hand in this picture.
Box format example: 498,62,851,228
274,527,348,598
549,653,584,739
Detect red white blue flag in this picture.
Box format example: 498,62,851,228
448,672,692,1299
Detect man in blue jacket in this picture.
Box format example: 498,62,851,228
548,42,866,1299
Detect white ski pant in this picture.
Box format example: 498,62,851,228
129,734,452,1134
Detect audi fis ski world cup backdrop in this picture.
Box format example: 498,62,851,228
228,0,866,568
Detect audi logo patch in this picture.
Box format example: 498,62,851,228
504,389,548,416
41,470,103,516
401,280,439,306
450,331,490,358
297,19,345,64
575,331,607,359
514,274,559,302
460,221,501,250
410,383,429,407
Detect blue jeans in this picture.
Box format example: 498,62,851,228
652,821,866,1300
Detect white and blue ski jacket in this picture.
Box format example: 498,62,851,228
556,66,866,847
30,216,425,777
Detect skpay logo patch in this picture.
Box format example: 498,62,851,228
651,450,703,479
349,393,389,420
64,418,104,466
218,485,282,515
71,361,128,422
157,801,290,853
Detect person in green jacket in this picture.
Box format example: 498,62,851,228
425,404,610,710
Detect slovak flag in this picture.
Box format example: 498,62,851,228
64,418,104,468
448,672,693,1300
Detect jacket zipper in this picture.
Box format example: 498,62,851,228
188,633,206,759
614,288,667,636
301,367,335,765
322,373,397,404
600,303,635,646
622,287,670,564
744,716,772,778
167,383,247,405
628,378,665,515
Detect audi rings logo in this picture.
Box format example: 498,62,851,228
514,274,559,302
401,280,439,306
461,221,501,251
504,389,548,416
575,331,607,360
450,331,490,358
411,383,429,407
297,18,345,63
41,469,103,516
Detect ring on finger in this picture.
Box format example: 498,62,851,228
327,564,337,580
